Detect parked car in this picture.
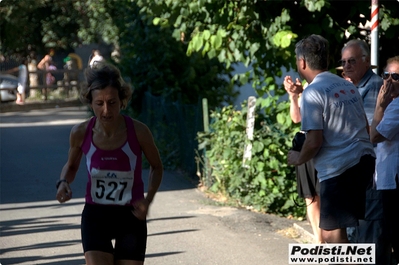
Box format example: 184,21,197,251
0,74,18,102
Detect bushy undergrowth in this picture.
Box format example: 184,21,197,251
196,100,306,219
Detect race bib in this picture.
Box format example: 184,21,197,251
90,168,134,205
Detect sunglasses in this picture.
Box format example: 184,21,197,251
339,58,356,67
382,72,399,81
339,55,366,67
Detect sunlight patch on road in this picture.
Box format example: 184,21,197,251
188,206,238,217
0,119,86,128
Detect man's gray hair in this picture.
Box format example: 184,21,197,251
342,39,370,61
295,34,329,70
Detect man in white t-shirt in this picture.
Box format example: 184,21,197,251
287,35,375,243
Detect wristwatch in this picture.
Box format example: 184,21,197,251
56,179,68,189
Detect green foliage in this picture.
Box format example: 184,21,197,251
109,1,238,116
137,0,299,98
138,0,399,95
197,99,305,218
2,0,399,66
141,0,399,217
0,0,117,55
107,2,238,173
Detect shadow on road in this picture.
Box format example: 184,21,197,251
0,255,86,265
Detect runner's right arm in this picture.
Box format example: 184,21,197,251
56,121,87,203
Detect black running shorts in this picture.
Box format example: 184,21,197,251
81,203,147,261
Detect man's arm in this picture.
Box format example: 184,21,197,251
284,76,303,123
287,130,323,166
370,82,393,143
2,66,18,74
370,104,387,144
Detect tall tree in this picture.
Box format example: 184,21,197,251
134,0,399,216
1,0,237,110
137,0,399,98
109,1,237,114
0,0,117,56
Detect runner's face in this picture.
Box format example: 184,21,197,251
90,86,121,123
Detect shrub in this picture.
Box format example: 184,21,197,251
196,99,306,218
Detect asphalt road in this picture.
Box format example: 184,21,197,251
0,106,308,265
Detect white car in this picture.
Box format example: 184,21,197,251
0,74,18,102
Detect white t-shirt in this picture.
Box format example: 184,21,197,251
300,71,375,182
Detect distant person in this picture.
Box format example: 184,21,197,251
111,44,121,63
287,34,375,243
37,49,55,96
89,50,104,68
4,58,28,104
370,55,399,264
55,62,163,265
63,56,74,82
68,53,83,70
284,76,322,243
37,49,54,72
46,61,56,86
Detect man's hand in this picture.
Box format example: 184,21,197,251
378,80,394,109
284,76,304,96
287,150,301,166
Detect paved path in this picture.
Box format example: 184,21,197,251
0,106,312,265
